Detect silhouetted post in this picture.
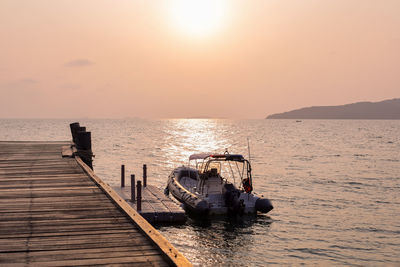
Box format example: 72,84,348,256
69,122,80,143
75,131,91,150
77,126,86,135
143,164,147,187
131,174,135,202
75,130,93,169
137,180,142,211
121,165,125,187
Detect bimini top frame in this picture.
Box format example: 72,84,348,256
188,153,253,193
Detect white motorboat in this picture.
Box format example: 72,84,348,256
165,152,273,216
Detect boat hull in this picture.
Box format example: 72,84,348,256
167,170,209,214
166,167,273,216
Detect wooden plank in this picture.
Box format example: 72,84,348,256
61,145,73,157
0,228,140,239
0,210,127,221
0,195,111,204
0,232,147,245
0,255,169,267
0,222,134,233
0,200,116,209
0,248,161,263
0,244,156,258
0,182,98,190
0,189,105,199
0,175,90,182
0,178,93,184
0,218,130,226
0,205,120,214
0,225,135,236
0,237,153,252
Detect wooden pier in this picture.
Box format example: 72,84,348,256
113,185,186,224
0,141,191,266
114,164,186,225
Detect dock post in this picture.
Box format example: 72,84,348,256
77,126,86,136
121,165,125,187
75,131,93,169
75,131,91,150
143,164,147,187
69,122,80,143
131,174,135,201
137,180,142,211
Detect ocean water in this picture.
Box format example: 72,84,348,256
0,119,399,266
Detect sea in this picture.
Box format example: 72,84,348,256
1,119,399,266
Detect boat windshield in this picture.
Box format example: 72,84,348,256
178,169,199,180
198,161,221,174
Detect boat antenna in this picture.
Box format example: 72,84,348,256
247,137,254,190
247,137,251,163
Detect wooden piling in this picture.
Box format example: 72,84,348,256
77,126,86,134
137,180,142,211
75,131,91,150
69,122,80,143
131,174,135,202
74,128,93,169
121,165,125,187
143,164,147,187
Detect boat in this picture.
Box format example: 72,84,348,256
165,152,273,216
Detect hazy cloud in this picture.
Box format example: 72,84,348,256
1,78,39,87
64,59,94,67
0,78,41,96
19,78,39,84
59,83,81,90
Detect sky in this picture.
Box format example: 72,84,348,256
0,0,399,119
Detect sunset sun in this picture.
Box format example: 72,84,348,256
168,0,229,38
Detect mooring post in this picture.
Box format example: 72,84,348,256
143,164,147,187
137,180,142,211
69,122,80,144
77,126,86,137
121,165,125,187
75,130,93,169
75,131,91,150
131,174,135,202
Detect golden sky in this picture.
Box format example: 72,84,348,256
1,0,399,118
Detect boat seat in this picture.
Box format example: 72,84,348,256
206,176,223,194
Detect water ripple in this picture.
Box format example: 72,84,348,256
1,119,399,266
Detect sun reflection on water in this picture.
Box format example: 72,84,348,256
161,119,231,167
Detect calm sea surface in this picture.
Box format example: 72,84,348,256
1,119,399,266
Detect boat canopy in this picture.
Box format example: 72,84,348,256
189,153,245,162
189,153,212,161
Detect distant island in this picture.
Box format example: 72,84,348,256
266,98,400,119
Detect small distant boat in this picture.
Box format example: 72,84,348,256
165,152,273,216
296,120,302,122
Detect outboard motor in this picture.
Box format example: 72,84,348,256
193,200,209,214
255,198,273,213
223,184,245,215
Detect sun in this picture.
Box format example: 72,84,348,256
168,0,229,39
